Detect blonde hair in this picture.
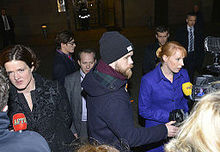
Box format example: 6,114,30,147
165,91,220,152
157,41,187,62
76,144,119,152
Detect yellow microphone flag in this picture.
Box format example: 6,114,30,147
182,82,193,96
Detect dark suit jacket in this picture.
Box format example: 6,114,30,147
142,42,160,75
52,51,78,85
0,15,15,33
64,71,84,135
175,25,204,69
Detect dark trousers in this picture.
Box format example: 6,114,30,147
3,30,15,48
80,121,88,142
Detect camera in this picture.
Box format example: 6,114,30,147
191,36,220,101
169,109,186,126
192,75,220,101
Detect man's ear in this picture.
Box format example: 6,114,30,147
60,43,65,49
167,33,170,38
77,60,81,66
109,61,116,70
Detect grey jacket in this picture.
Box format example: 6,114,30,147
64,71,83,135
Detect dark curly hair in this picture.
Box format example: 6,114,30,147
0,66,9,111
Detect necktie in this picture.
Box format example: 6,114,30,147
189,28,194,52
3,16,10,30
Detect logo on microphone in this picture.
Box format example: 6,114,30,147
13,118,27,125
182,82,193,96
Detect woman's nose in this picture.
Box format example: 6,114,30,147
14,72,19,80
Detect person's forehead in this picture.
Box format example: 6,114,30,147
124,51,133,57
187,16,196,20
157,31,168,36
80,52,94,58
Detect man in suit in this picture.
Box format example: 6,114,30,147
53,30,79,85
175,12,204,82
0,9,15,48
64,49,96,142
142,26,169,75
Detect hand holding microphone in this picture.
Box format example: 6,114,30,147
13,113,27,133
165,121,179,137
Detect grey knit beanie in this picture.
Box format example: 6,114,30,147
99,31,133,64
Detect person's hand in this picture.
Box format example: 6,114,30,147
74,133,78,138
165,121,179,137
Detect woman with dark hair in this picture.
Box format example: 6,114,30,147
139,41,190,152
0,45,75,152
53,30,79,85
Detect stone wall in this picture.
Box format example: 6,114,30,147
2,0,69,40
124,0,154,27
1,0,215,41
168,0,214,25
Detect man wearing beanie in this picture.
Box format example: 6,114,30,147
82,31,178,151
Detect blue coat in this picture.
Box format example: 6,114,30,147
0,112,51,152
139,63,190,151
82,64,168,151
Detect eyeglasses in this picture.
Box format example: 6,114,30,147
67,41,76,46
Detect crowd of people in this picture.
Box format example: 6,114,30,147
1,4,220,152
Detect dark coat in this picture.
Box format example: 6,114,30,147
142,43,160,75
52,51,78,85
0,112,51,152
0,15,15,47
175,25,204,66
0,15,15,33
175,25,204,81
8,73,75,152
82,64,167,151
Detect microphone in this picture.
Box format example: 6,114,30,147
182,82,193,100
13,113,27,133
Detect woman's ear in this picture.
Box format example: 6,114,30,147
31,62,34,72
31,66,34,72
162,55,168,62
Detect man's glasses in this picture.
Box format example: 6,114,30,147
67,41,76,46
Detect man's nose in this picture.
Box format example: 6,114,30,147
129,57,133,65
86,64,90,69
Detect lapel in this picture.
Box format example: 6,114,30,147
69,71,82,114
